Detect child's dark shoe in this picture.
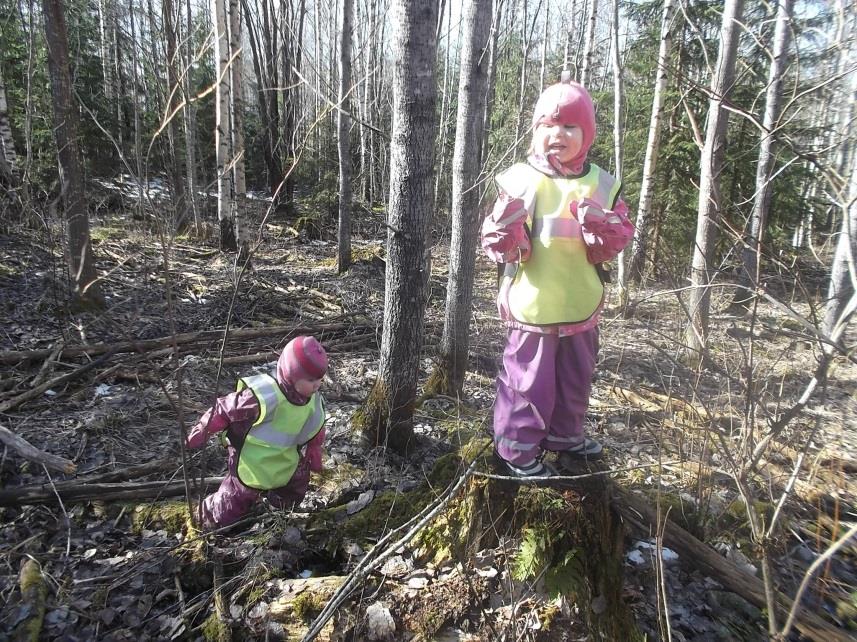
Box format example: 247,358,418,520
556,438,603,468
493,449,558,481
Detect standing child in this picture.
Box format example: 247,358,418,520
186,335,328,527
481,79,634,477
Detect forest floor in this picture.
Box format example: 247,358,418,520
0,195,855,642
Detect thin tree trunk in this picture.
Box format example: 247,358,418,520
163,0,188,231
337,0,354,273
480,0,502,169
579,0,598,86
97,0,114,100
539,1,549,89
229,0,246,197
41,0,102,304
685,0,745,357
359,0,439,454
433,0,451,205
629,0,674,283
822,66,857,340
213,0,238,250
129,0,144,217
734,0,794,308
610,0,627,307
431,0,493,396
0,64,17,177
182,0,199,229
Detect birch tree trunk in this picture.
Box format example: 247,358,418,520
733,0,793,309
579,0,598,86
229,0,246,198
480,0,502,168
610,0,628,308
358,0,439,454
97,0,114,100
336,0,353,273
685,0,745,357
182,0,199,228
213,0,237,250
429,0,493,396
822,65,857,340
0,64,17,181
628,0,674,283
41,0,102,305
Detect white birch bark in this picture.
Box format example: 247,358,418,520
734,0,793,307
97,0,114,100
0,64,17,176
610,0,627,305
822,63,857,339
228,0,246,197
337,0,353,272
629,0,674,282
182,0,199,227
579,0,598,86
213,0,237,249
685,0,745,355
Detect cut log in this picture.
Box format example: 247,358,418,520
0,476,224,506
612,486,852,642
0,422,76,474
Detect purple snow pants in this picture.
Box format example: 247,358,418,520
200,446,310,527
493,327,599,468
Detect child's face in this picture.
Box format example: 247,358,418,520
293,375,323,397
533,119,584,165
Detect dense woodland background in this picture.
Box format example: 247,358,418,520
0,0,856,639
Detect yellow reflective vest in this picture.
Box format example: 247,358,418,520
234,374,325,490
499,162,621,326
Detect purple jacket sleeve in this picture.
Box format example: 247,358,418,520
186,389,260,449
573,197,634,264
481,194,532,263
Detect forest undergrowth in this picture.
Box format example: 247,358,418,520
0,200,855,641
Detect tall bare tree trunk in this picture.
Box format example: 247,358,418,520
430,0,492,396
685,0,745,357
629,0,674,283
213,0,237,250
182,0,199,229
733,0,793,309
97,0,114,100
610,0,628,308
229,0,246,198
163,0,188,230
358,0,439,454
480,0,502,168
0,64,17,180
579,0,598,86
336,0,353,273
822,62,857,340
41,0,102,304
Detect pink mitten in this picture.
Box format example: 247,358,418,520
572,198,634,264
482,195,532,262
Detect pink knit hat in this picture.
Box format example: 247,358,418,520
277,336,328,384
531,81,596,173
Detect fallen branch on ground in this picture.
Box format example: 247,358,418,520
0,476,224,506
0,422,77,474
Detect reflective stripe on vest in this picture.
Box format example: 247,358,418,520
235,373,325,489
504,163,620,325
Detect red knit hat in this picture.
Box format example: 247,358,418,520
277,336,328,384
